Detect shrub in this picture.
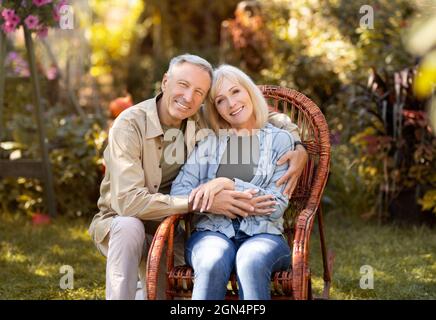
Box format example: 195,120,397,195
348,67,436,221
0,105,107,218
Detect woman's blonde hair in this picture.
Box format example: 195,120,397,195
206,65,268,133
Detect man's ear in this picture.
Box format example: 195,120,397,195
161,73,169,92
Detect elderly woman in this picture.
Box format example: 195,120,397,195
170,65,295,300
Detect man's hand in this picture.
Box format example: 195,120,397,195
276,144,308,198
202,189,256,219
189,177,235,213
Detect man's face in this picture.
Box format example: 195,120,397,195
161,63,211,122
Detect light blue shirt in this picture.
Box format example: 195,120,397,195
170,123,295,238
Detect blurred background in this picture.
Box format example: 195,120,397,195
0,0,435,299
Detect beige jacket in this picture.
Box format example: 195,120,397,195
88,95,300,244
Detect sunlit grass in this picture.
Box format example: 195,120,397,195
0,213,105,300
310,213,436,299
1,211,435,299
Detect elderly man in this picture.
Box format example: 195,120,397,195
89,54,308,300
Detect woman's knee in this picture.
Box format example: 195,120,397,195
236,253,269,277
193,252,233,277
236,235,290,275
187,232,235,276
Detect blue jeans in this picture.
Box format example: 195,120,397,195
185,221,291,300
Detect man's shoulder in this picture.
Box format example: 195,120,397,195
115,98,154,121
111,97,159,132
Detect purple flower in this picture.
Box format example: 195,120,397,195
7,52,18,60
32,0,52,7
330,132,341,145
5,51,30,77
24,15,39,30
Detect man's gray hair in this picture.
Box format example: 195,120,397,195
168,54,213,81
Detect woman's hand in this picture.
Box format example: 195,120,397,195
189,177,235,212
247,194,277,216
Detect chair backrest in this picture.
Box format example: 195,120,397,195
259,85,331,242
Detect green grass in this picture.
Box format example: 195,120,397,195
0,213,105,299
310,213,436,299
1,211,435,299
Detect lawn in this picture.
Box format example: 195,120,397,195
310,213,436,299
1,211,435,299
0,213,105,299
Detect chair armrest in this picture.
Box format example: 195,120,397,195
292,208,317,300
146,214,184,300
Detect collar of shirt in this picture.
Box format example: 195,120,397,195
147,92,201,140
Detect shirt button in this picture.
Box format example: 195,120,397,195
154,185,158,188
159,164,162,168
158,146,162,150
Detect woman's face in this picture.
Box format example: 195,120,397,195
214,78,256,130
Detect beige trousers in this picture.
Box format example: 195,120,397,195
96,216,185,300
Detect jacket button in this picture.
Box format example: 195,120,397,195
154,185,158,188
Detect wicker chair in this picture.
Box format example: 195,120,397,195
146,85,334,300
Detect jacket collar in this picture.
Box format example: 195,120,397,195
144,93,165,139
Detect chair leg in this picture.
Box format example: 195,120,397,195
317,205,334,299
166,290,173,300
307,271,313,300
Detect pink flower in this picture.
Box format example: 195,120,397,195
53,0,67,22
24,15,40,30
2,10,21,26
46,65,58,80
9,14,21,26
1,10,20,34
57,0,68,10
2,21,18,34
1,8,15,20
32,0,52,7
37,26,48,38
